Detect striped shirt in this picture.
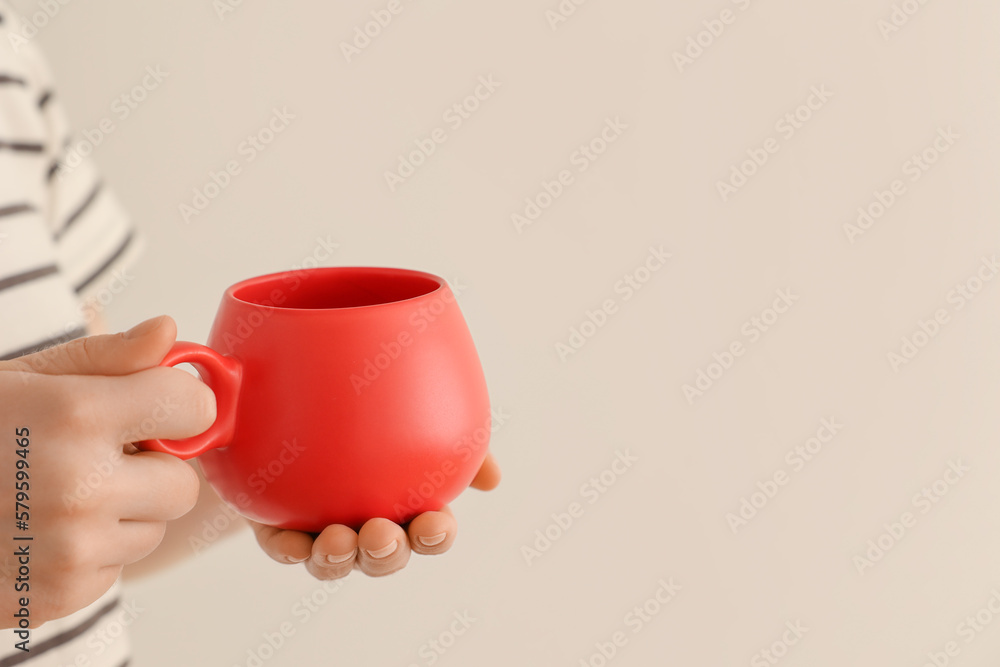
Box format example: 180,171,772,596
1,3,139,665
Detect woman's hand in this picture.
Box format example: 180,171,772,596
249,453,501,578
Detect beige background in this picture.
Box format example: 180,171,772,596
14,0,1000,664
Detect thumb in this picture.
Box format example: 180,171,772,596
1,315,177,376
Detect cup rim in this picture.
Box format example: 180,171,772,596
224,266,447,312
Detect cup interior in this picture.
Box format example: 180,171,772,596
232,269,442,310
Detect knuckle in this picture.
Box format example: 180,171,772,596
262,531,290,557
48,381,98,437
68,335,97,369
52,528,100,575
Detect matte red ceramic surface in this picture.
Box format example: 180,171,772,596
138,267,491,532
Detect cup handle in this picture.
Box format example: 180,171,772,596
135,342,242,460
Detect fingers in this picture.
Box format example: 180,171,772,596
407,506,458,555
112,520,169,566
259,513,457,580
305,525,359,580
356,518,410,577
250,453,492,579
71,365,217,443
250,522,314,564
113,452,201,521
469,451,501,491
59,517,168,569
2,315,176,376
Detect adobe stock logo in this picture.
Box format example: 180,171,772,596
683,288,799,404
921,590,1000,667
188,439,306,554
179,107,295,223
578,578,681,667
555,246,669,361
406,611,477,667
391,407,509,522
57,66,168,180
339,0,418,63
877,0,934,41
545,0,591,31
672,0,757,73
750,621,809,667
716,86,833,203
725,417,844,534
85,601,144,658
213,0,246,21
886,254,998,373
6,0,73,52
512,117,628,233
843,127,959,244
384,77,501,192
852,459,970,575
521,449,638,566
348,278,468,394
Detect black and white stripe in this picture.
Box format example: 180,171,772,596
0,139,44,152
0,325,87,362
54,181,103,241
0,202,33,218
74,228,134,293
0,263,58,293
0,598,122,666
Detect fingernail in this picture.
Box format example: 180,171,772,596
417,532,447,548
325,551,354,564
363,540,398,560
285,555,308,564
125,316,165,339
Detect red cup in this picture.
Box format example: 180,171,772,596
137,267,491,532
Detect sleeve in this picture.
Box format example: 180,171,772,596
15,25,144,303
